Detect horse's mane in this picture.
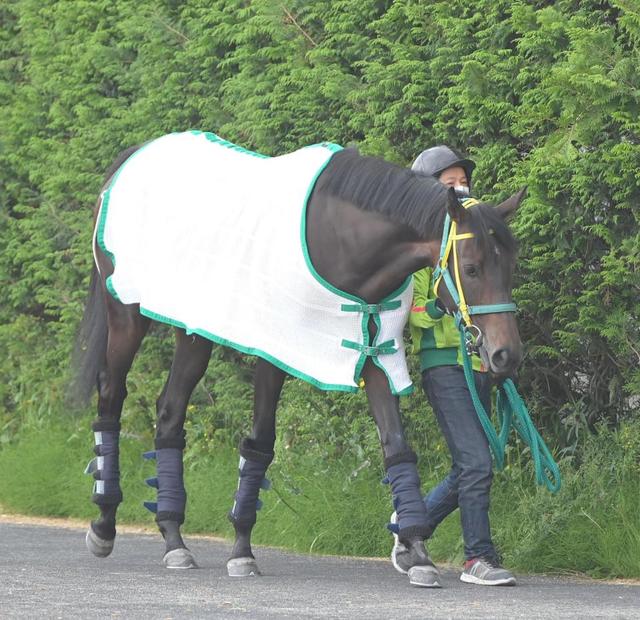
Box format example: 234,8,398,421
315,148,516,255
315,148,449,240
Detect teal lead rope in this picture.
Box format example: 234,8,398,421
459,326,562,493
432,202,560,492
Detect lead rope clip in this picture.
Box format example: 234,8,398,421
463,324,482,355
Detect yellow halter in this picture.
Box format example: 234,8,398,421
432,198,480,328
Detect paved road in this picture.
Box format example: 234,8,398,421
1,520,638,619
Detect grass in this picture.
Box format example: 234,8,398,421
1,415,638,578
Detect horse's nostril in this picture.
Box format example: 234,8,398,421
491,348,511,370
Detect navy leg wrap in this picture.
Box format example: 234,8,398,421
86,419,122,506
155,448,186,524
384,451,430,540
228,438,273,528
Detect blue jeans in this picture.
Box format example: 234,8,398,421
422,365,497,562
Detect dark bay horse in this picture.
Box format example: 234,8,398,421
75,137,524,588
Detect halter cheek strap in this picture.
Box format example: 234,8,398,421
432,199,517,333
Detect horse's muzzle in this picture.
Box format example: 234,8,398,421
488,345,522,378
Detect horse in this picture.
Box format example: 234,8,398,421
74,131,524,588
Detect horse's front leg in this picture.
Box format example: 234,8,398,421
227,358,285,577
362,359,441,588
151,330,212,568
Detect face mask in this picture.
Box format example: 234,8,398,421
454,185,470,199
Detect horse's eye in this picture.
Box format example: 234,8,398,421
464,264,478,278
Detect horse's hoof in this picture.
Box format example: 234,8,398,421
163,548,198,569
227,557,261,577
85,527,114,558
408,565,442,588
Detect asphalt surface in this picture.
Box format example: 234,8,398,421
1,520,638,619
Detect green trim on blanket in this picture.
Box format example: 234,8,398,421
96,132,360,393
192,130,271,158
138,307,360,393
298,152,413,395
95,131,412,394
99,130,264,300
97,139,160,302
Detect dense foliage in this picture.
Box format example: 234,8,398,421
1,1,638,468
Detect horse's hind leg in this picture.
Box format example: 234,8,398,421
86,298,149,558
227,358,285,577
149,329,212,569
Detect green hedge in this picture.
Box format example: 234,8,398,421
1,1,637,439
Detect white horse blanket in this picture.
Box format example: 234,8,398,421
95,131,413,394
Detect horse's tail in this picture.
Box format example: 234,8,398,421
72,263,108,407
71,144,142,407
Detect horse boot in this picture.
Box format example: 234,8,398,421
144,433,197,569
85,419,123,558
227,438,273,577
384,451,441,588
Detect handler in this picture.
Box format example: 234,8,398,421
391,146,516,586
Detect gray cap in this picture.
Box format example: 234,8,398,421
411,145,475,187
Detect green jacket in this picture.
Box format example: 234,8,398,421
409,267,485,372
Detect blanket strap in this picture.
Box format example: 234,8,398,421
341,300,401,314
341,339,397,356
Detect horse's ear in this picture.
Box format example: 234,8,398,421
446,186,468,223
495,186,527,220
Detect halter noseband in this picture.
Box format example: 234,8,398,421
432,198,517,351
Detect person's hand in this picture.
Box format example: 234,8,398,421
434,297,448,315
425,298,447,318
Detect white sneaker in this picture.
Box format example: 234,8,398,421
460,557,516,586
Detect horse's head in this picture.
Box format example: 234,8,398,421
433,187,526,378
